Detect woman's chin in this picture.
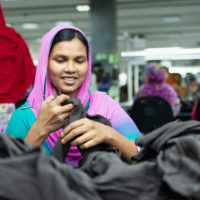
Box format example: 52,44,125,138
60,90,77,97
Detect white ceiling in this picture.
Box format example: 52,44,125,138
2,0,200,63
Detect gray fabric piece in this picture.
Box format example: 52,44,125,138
135,120,200,152
2,100,200,199
133,120,200,200
79,151,169,200
157,135,200,199
0,134,102,200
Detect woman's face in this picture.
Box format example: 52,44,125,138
48,38,88,97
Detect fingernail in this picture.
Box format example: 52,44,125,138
60,133,63,137
61,139,64,144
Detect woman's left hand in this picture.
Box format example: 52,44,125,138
61,118,138,163
60,118,112,149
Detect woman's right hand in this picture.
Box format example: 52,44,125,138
37,94,74,136
25,94,73,146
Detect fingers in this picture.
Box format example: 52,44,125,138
59,112,71,122
79,140,96,149
53,94,70,105
70,133,90,146
45,94,73,112
61,126,97,149
45,95,54,103
49,94,74,113
45,94,70,104
63,118,86,135
61,103,74,113
61,119,86,143
60,118,102,149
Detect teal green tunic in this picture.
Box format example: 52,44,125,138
6,101,50,154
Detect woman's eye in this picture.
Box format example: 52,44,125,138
76,60,85,64
56,59,64,63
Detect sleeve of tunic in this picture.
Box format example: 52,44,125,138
88,92,142,141
6,101,50,154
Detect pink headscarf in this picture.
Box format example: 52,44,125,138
27,25,91,149
28,25,91,115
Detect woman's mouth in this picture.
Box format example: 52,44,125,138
62,77,77,85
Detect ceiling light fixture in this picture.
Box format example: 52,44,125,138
163,16,181,23
121,47,200,60
21,23,39,30
76,5,90,12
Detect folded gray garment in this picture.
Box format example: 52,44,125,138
0,134,102,200
50,97,120,164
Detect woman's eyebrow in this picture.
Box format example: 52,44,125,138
52,54,87,60
53,54,66,59
76,55,87,59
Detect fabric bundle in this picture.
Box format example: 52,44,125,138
1,119,200,199
133,120,200,199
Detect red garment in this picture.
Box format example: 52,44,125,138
191,100,197,120
0,4,6,27
0,4,36,103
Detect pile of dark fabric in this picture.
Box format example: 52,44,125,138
1,132,143,200
1,97,200,200
132,120,200,200
78,120,200,200
0,134,101,200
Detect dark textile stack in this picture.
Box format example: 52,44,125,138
78,120,200,200
0,134,101,200
132,120,200,200
1,97,200,200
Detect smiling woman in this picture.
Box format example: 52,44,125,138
6,25,141,167
48,37,88,97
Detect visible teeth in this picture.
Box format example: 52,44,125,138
64,77,75,80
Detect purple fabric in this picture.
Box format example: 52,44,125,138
146,62,165,84
134,63,180,117
27,25,91,116
0,103,15,133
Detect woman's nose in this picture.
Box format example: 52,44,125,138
64,61,75,72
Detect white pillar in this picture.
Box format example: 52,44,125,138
134,64,139,94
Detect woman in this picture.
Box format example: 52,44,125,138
134,62,180,117
6,25,141,167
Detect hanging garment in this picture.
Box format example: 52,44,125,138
0,4,6,27
0,4,35,103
